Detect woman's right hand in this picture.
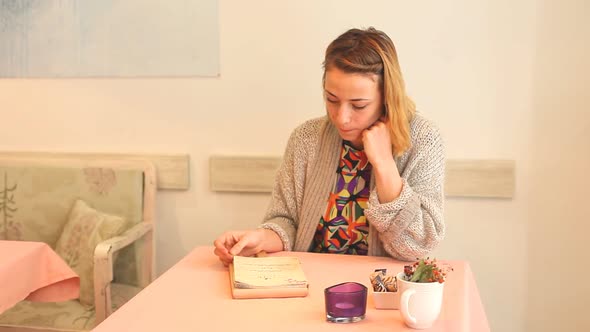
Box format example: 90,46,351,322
213,229,277,266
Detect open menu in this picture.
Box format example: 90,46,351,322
229,256,309,299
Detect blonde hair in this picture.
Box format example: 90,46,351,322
323,27,416,156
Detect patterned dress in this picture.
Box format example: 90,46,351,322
311,141,372,255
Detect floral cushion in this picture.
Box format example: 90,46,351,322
55,199,127,307
0,165,143,248
0,283,140,331
0,299,96,331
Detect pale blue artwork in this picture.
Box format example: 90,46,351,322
0,0,219,77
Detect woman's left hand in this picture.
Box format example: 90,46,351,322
362,118,394,169
362,118,404,202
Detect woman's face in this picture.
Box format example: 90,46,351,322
324,68,383,149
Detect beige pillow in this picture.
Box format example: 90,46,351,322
55,199,127,307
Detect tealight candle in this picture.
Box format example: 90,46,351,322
324,282,367,323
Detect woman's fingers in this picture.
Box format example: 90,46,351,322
214,230,264,265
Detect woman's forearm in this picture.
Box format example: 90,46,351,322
373,159,403,203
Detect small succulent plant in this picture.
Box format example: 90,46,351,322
403,258,452,283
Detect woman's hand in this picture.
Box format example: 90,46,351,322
362,118,403,203
213,229,282,266
362,118,394,169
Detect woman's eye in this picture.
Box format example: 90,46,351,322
352,105,367,110
326,99,338,104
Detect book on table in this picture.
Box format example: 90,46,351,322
229,255,309,299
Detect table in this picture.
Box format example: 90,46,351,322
0,241,80,314
93,246,489,331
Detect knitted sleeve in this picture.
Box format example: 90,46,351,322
364,118,445,261
258,130,299,251
258,119,321,251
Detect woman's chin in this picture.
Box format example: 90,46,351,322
339,132,359,141
338,135,362,148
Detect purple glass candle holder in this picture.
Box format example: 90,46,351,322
324,282,367,323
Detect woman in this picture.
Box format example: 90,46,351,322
214,27,445,265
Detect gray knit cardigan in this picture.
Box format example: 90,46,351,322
260,113,445,261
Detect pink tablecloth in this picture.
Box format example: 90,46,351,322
0,241,80,314
93,246,489,331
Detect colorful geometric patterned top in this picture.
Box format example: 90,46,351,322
311,141,372,255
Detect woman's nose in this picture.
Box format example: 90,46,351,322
336,107,351,125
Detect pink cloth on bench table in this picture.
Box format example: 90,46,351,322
0,240,80,314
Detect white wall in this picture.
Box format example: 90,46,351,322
0,1,588,331
527,0,590,331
